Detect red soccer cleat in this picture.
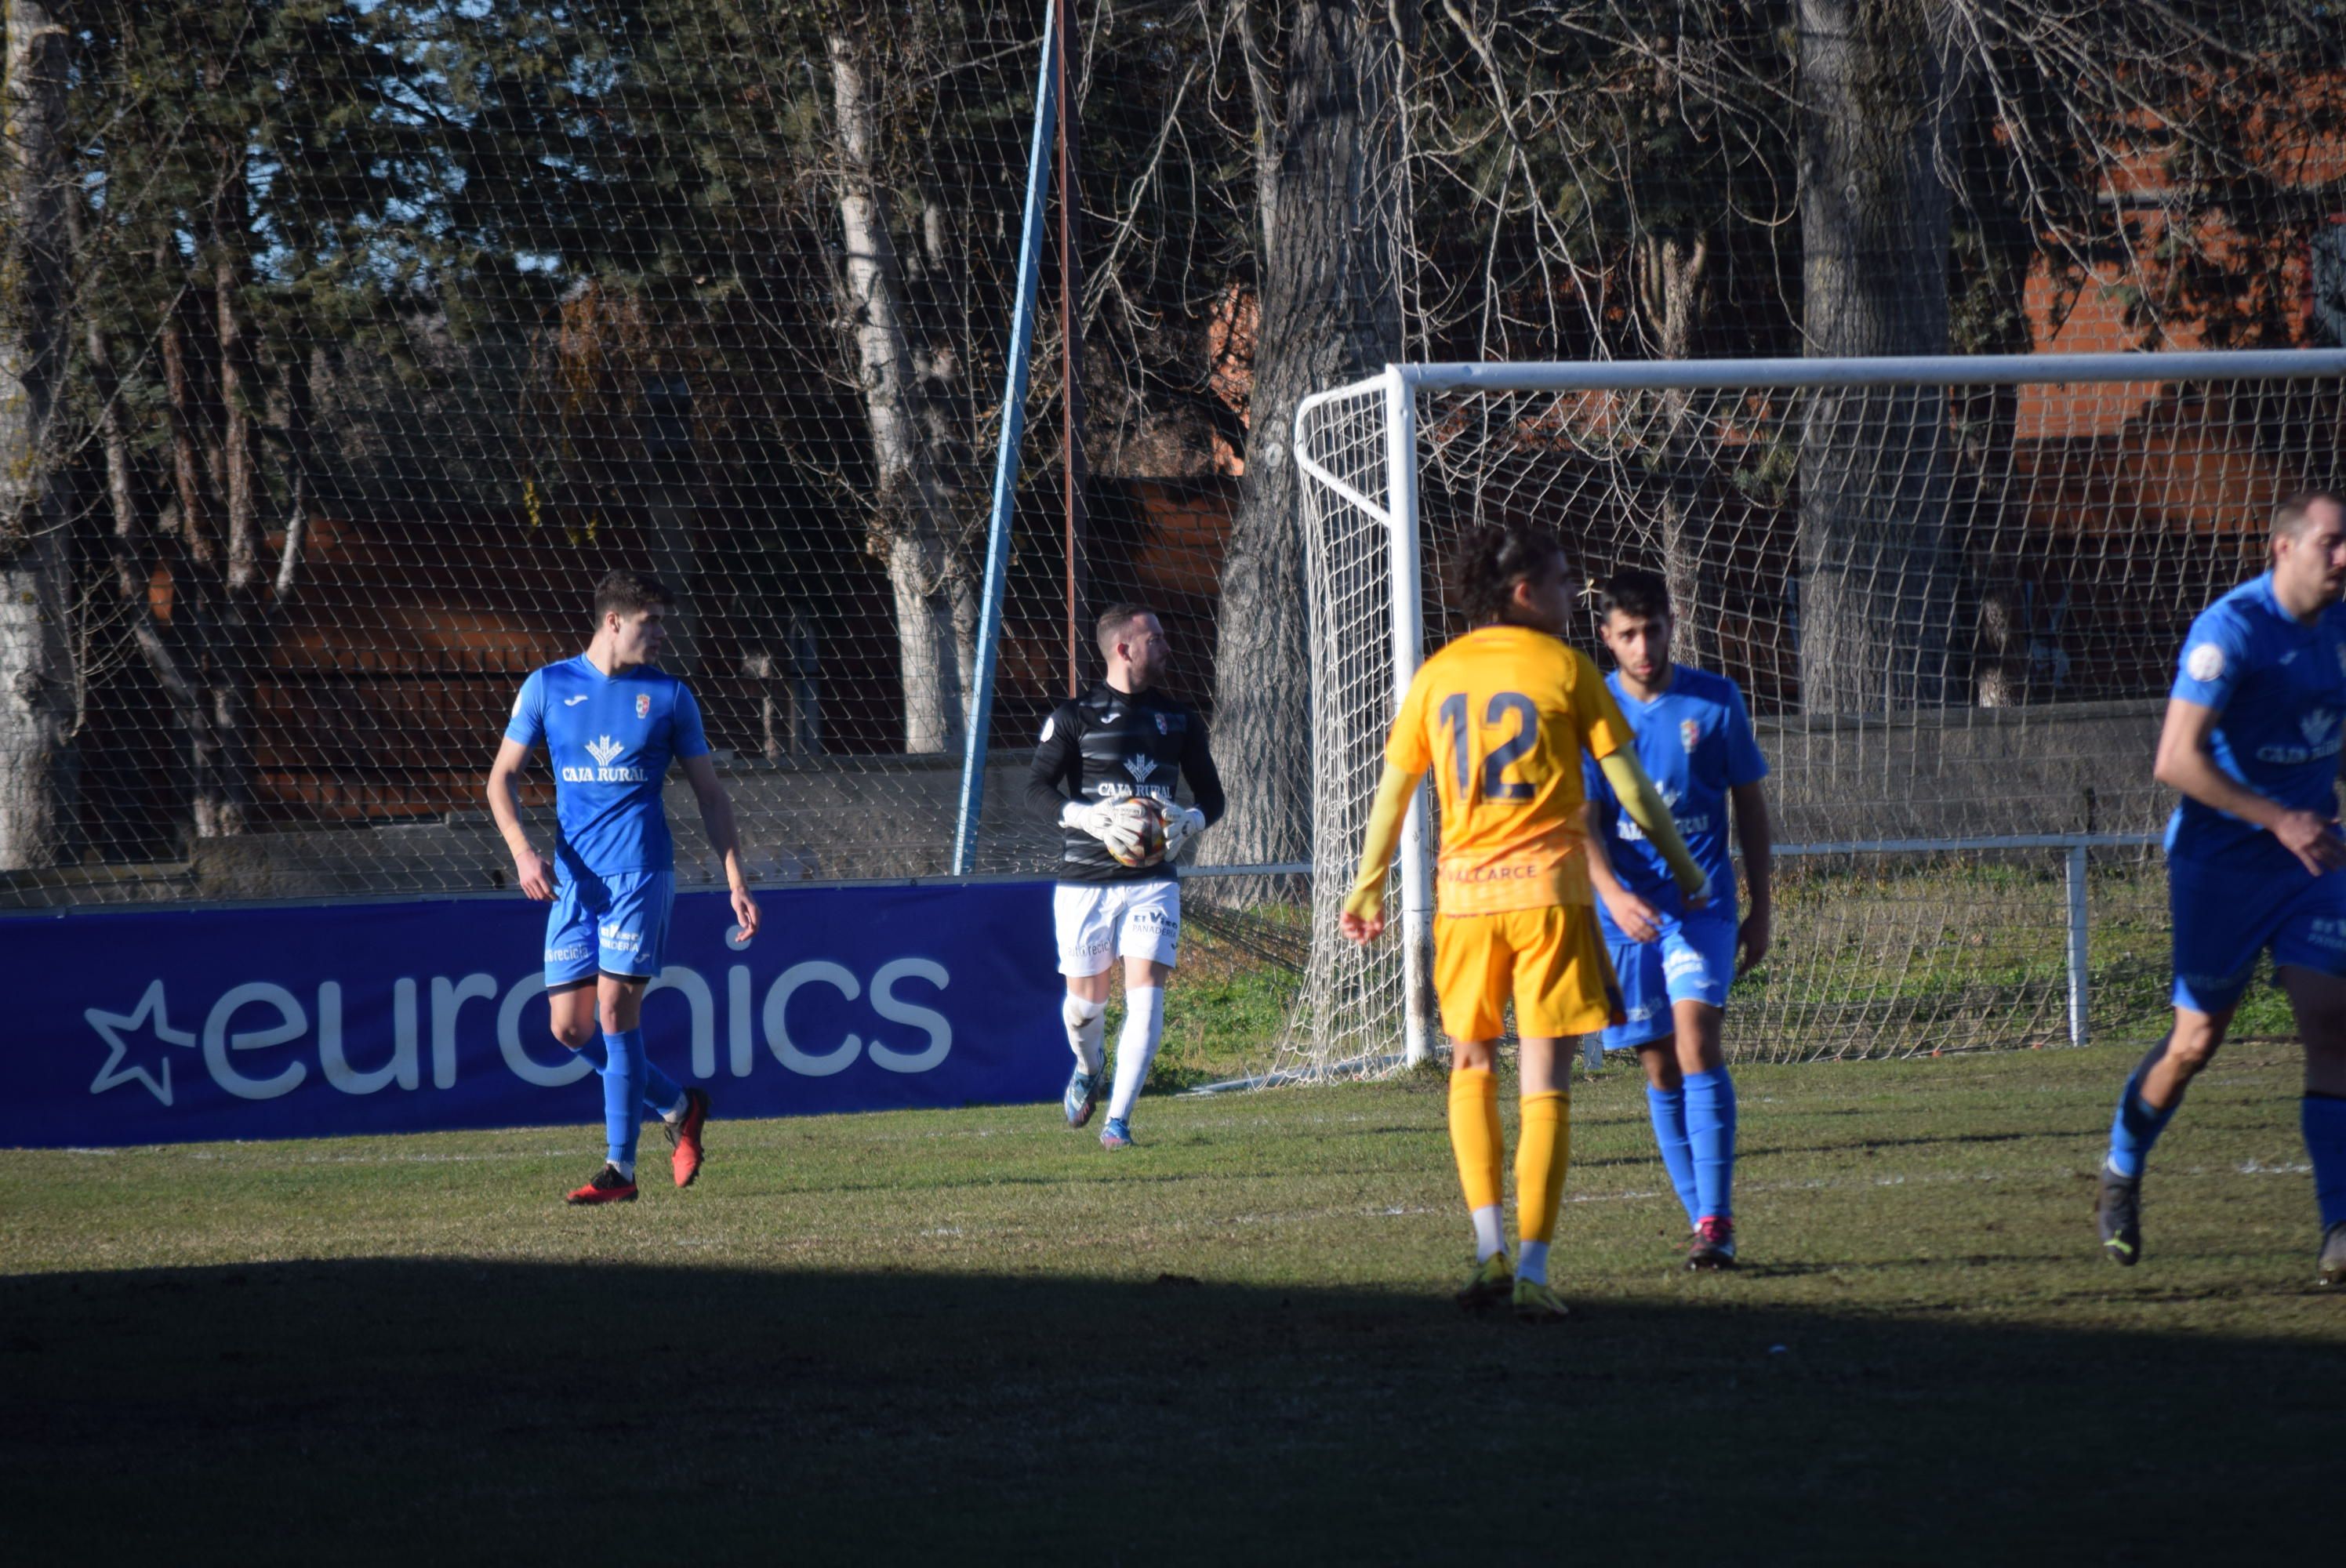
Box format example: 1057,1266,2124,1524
1687,1214,1738,1270
666,1087,710,1189
565,1164,638,1205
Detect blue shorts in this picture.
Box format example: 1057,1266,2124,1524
1600,906,1738,1051
545,869,675,986
2170,856,2346,1014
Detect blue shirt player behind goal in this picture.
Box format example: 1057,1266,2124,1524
1580,568,1774,1272
2099,491,2346,1287
485,569,761,1207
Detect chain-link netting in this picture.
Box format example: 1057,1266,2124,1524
4,2,2344,1084
0,0,1269,906
1291,362,2346,1073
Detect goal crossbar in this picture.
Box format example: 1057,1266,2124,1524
1349,348,2346,402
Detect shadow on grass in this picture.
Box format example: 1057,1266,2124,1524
2,1258,2333,1562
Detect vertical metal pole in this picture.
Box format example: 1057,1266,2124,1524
1057,0,1086,699
2066,842,2090,1048
1382,367,1436,1066
951,0,1059,876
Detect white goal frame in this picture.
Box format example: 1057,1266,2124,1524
1291,349,2346,1074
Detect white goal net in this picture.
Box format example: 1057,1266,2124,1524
1285,351,2346,1078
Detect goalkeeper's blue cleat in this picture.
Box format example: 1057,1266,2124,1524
1453,1251,1513,1311
1510,1276,1572,1323
1099,1116,1134,1150
2319,1221,2346,1288
1063,1066,1103,1129
2097,1167,2142,1267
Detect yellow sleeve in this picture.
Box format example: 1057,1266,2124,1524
1342,762,1423,925
1383,664,1435,775
1569,649,1633,762
1597,750,1711,900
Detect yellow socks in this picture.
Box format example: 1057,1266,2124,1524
1448,1067,1505,1214
1516,1090,1571,1246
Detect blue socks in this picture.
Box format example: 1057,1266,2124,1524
590,1030,685,1172
1647,1069,1738,1225
1645,1084,1701,1228
599,1029,645,1169
2304,1093,2346,1229
1683,1069,1738,1222
2106,1038,2184,1181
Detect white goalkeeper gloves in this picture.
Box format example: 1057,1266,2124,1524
1164,805,1208,861
1062,797,1150,864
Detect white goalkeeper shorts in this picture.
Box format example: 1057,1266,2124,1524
1053,877,1182,977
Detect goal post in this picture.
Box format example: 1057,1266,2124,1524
1285,350,2346,1082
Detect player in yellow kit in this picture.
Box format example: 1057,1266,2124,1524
1341,524,1711,1319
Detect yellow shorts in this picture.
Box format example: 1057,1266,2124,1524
1433,904,1622,1043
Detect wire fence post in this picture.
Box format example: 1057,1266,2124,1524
2066,842,2091,1047
951,0,1059,877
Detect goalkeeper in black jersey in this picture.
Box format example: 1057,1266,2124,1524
1026,603,1225,1148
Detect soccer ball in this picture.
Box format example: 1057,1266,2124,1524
1113,796,1171,869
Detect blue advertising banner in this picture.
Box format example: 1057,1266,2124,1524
6,882,1066,1149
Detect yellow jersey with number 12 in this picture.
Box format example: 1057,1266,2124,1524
1383,624,1632,916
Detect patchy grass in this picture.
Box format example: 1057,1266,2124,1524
3,1042,2340,1561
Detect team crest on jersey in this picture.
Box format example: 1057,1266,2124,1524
635,693,652,719
1155,713,1171,734
1680,718,1701,753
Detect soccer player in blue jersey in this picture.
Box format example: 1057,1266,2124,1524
2101,492,2346,1285
1582,569,1774,1270
485,570,761,1206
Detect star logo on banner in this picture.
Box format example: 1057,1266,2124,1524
85,979,197,1105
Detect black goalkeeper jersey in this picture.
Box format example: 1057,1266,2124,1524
1025,683,1226,884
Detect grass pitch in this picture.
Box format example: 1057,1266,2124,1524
5,1042,2342,1563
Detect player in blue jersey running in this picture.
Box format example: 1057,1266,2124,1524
2101,492,2346,1285
1581,570,1774,1269
485,570,761,1206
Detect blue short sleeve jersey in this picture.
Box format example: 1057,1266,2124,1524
1582,666,1769,916
2165,574,2346,872
503,655,710,877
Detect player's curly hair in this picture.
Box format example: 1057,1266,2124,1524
592,569,674,626
1451,523,1567,626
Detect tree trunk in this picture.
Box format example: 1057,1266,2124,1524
0,0,77,871
828,33,968,755
1208,0,1404,871
158,302,232,837
641,372,701,677
1636,231,1712,666
1795,0,1962,717
202,175,263,838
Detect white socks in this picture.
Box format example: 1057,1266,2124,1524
1472,1204,1506,1263
1106,985,1165,1123
1062,993,1107,1074
1517,1240,1549,1287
